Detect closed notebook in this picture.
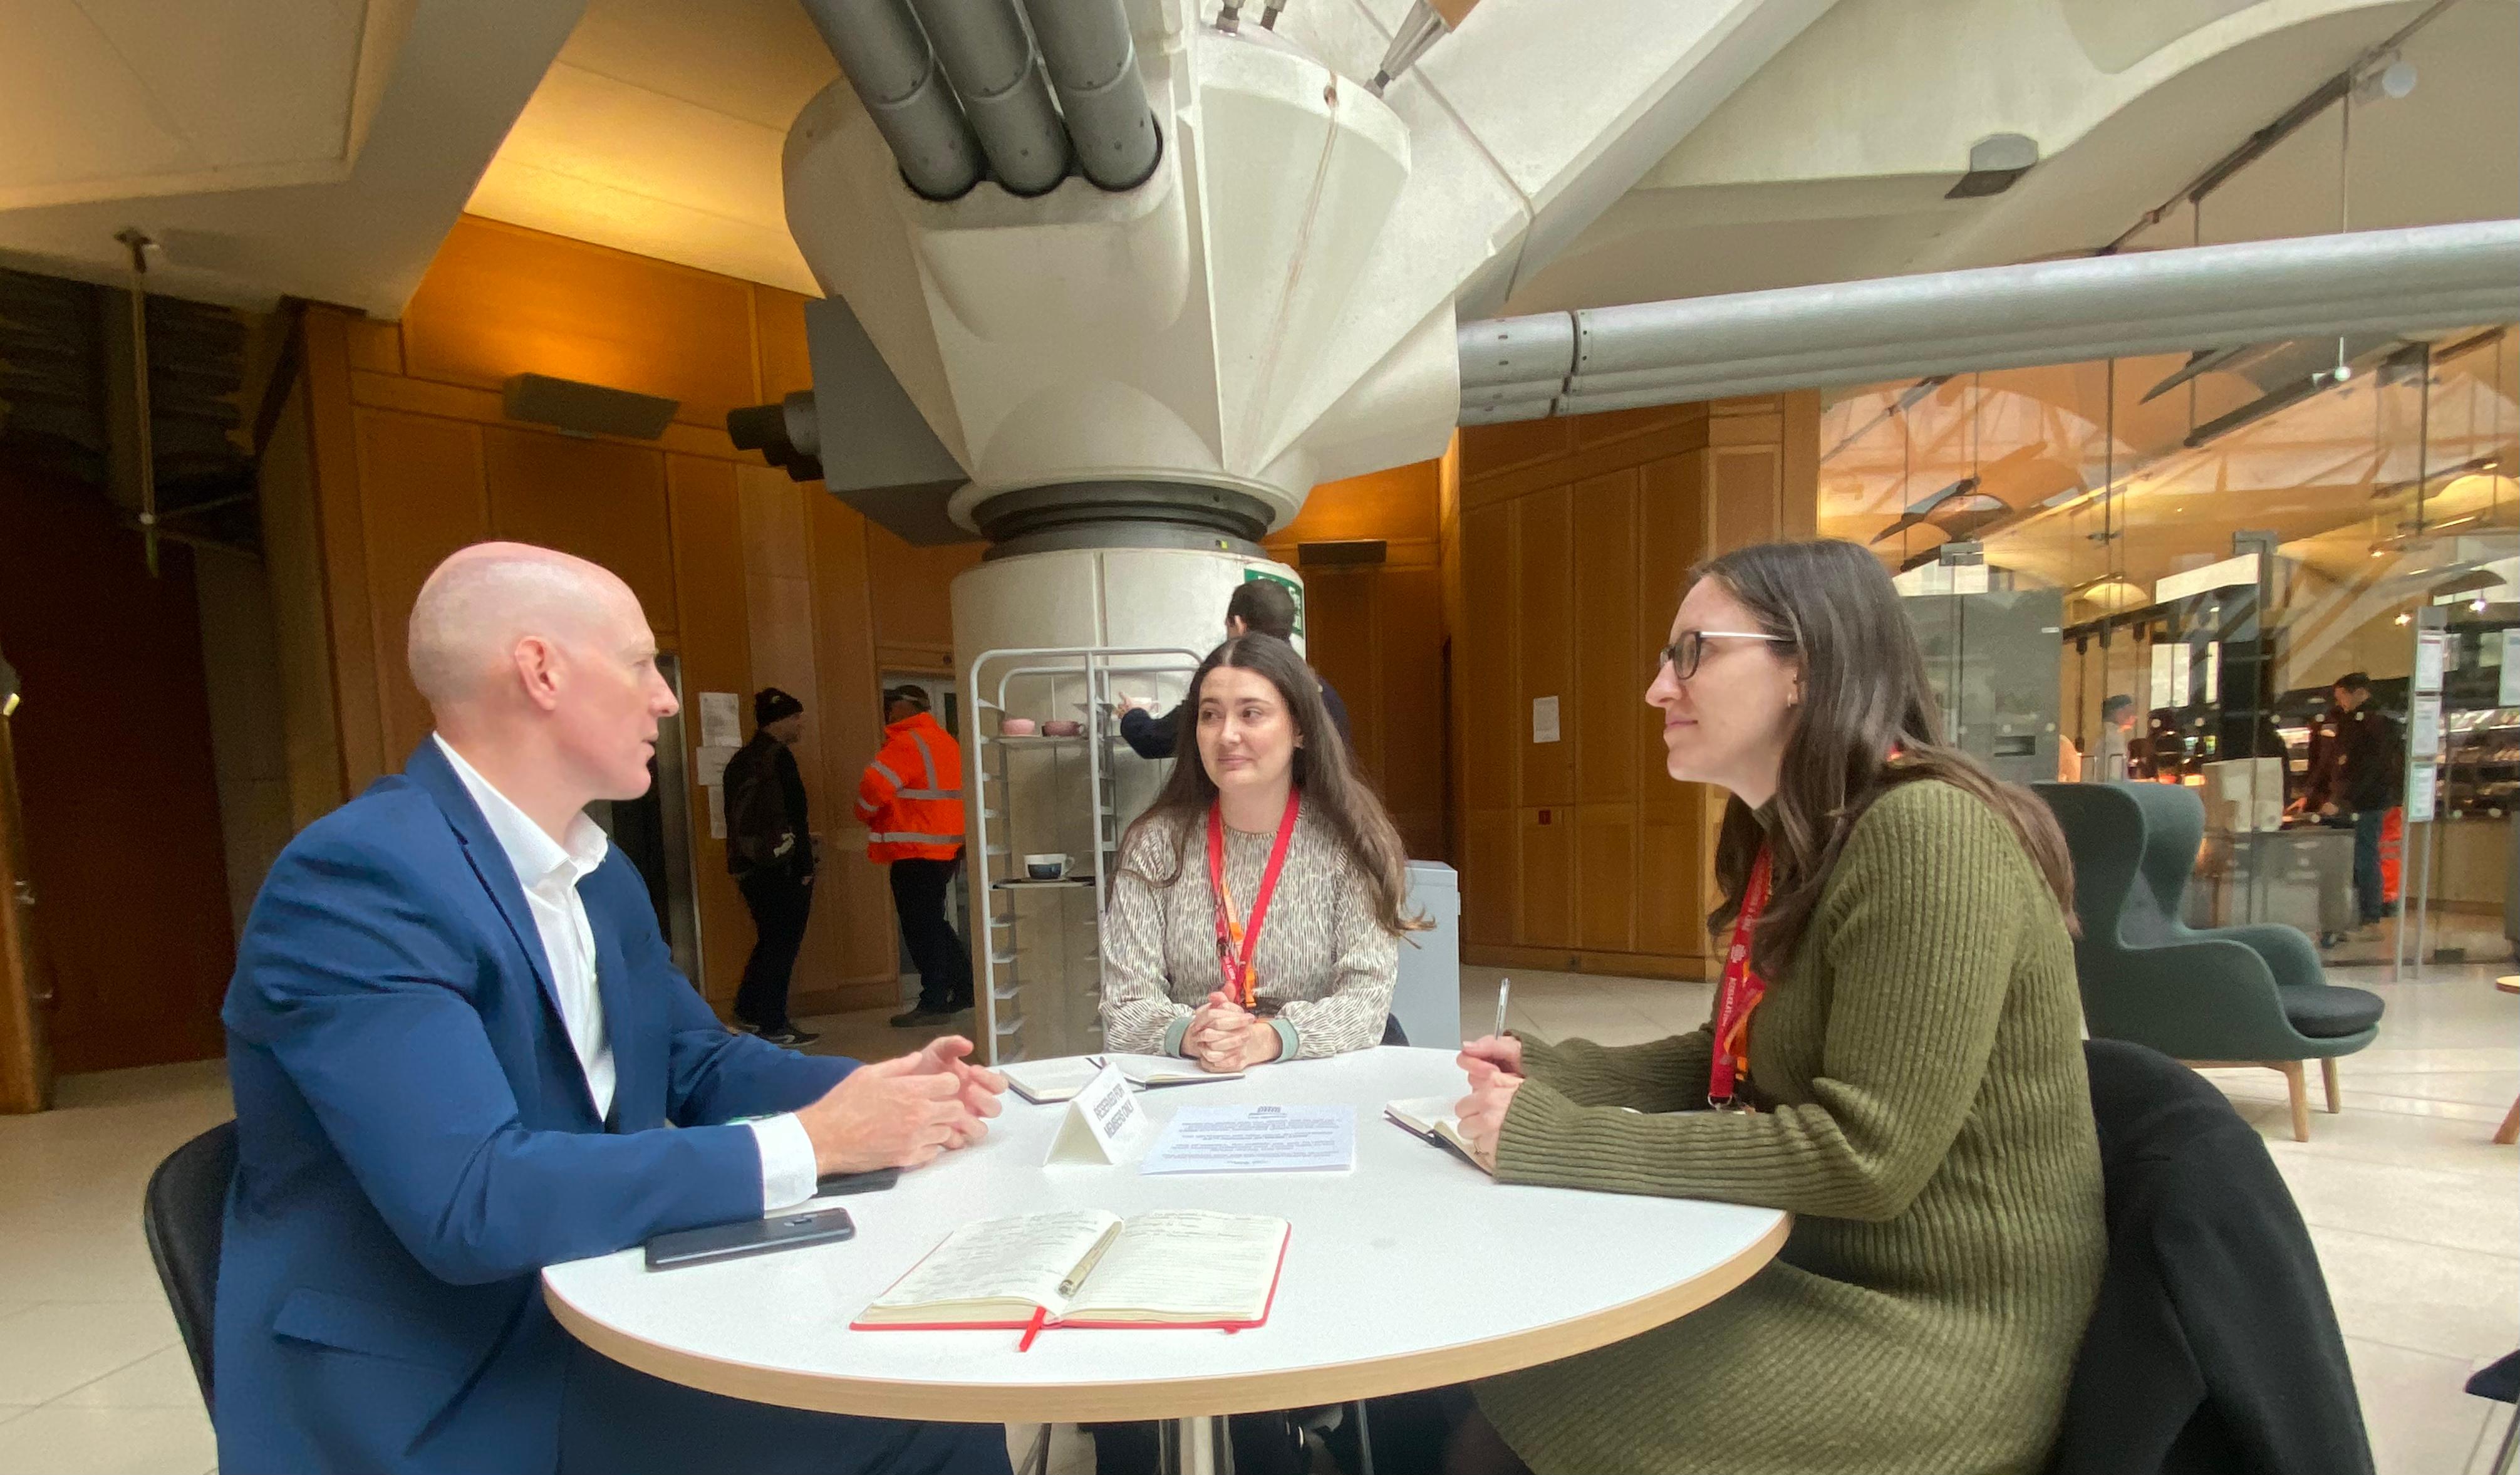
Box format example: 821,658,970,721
1003,1055,1243,1104
851,1209,1290,1331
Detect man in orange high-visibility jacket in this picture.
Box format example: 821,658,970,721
858,687,973,1028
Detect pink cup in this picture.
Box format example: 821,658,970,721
1000,717,1039,736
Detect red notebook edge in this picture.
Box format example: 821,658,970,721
847,1222,1292,1334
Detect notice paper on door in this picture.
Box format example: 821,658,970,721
1139,1105,1356,1175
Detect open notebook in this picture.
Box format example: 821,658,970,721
1003,1055,1244,1104
851,1209,1290,1332
1384,1096,1482,1167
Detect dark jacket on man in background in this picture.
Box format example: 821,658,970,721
2333,706,2402,813
723,731,811,882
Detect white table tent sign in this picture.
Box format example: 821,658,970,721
1044,1060,1146,1166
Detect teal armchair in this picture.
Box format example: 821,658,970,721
2033,782,2384,1141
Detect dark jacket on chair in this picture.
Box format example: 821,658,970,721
2047,1040,2373,1475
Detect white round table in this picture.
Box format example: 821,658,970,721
546,1047,1788,1473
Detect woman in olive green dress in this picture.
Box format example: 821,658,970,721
1441,538,2105,1475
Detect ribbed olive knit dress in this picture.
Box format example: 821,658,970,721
1476,779,2105,1475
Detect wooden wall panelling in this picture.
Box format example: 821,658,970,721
255,377,347,825
664,456,755,1007
398,217,760,432
352,408,489,763
1517,805,1574,952
753,286,814,401
343,316,403,375
1460,808,1515,950
1377,564,1446,860
865,519,984,666
1711,445,1784,555
805,493,903,1006
1636,451,1710,964
1300,568,1377,776
482,427,679,633
1575,803,1636,953
1572,470,1641,808
300,307,388,794
1780,390,1821,539
1459,501,1515,813
1514,487,1573,810
1438,437,1462,866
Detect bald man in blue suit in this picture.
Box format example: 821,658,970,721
215,543,1011,1475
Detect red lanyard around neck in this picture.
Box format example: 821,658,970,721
1709,845,1775,1110
1208,790,1300,1009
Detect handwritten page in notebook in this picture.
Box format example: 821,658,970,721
856,1211,1119,1325
852,1211,1289,1330
1062,1211,1288,1325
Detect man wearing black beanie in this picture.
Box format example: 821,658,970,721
723,687,818,1045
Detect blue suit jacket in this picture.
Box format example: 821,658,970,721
215,740,852,1475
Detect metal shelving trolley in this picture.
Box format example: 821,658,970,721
966,644,1204,1065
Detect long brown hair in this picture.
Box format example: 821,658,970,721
1118,634,1426,936
1693,539,2076,977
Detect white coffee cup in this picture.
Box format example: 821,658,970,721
1023,853,1071,881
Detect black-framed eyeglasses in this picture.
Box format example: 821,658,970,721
1657,630,1794,680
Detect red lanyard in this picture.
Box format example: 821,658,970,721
1208,790,1301,1009
1709,845,1774,1110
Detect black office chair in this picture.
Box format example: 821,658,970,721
143,1119,236,1412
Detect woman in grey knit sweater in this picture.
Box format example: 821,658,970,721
1101,633,1424,1068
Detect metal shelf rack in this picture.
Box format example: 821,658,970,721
965,644,1202,1065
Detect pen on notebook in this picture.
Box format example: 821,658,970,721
1493,977,1511,1040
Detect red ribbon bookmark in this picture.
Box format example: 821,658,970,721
1017,1306,1047,1352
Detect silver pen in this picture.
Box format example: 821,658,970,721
1493,977,1511,1040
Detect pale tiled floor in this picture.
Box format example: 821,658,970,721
4,971,2511,1475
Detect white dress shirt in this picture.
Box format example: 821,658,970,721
433,736,820,1212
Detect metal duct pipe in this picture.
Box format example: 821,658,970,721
797,0,984,201
1458,220,2520,424
1019,0,1160,191
908,0,1071,196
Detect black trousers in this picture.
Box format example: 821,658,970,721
735,868,814,1028
889,857,973,1011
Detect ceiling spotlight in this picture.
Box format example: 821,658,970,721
2381,58,2417,98
2393,611,2413,625
2474,597,2492,613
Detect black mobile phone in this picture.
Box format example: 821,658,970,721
644,1206,856,1271
815,1167,901,1197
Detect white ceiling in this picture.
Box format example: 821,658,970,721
0,0,2510,324
0,0,583,315
461,0,837,296
0,0,407,211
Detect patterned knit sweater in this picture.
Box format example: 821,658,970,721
1101,806,1399,1060
1477,779,2105,1475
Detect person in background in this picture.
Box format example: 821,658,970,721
1114,580,1352,760
1396,538,2101,1475
2320,670,2402,939
1101,633,1421,1070
859,686,975,1028
217,542,1007,1475
723,687,817,1045
2089,693,2136,781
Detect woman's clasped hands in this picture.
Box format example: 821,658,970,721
1184,989,1284,1073
1453,1033,1527,1172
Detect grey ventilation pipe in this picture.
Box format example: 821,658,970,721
797,0,985,201
1019,0,1160,191
1458,219,2520,424
908,0,1071,196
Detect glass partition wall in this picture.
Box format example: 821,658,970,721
1818,326,2518,974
